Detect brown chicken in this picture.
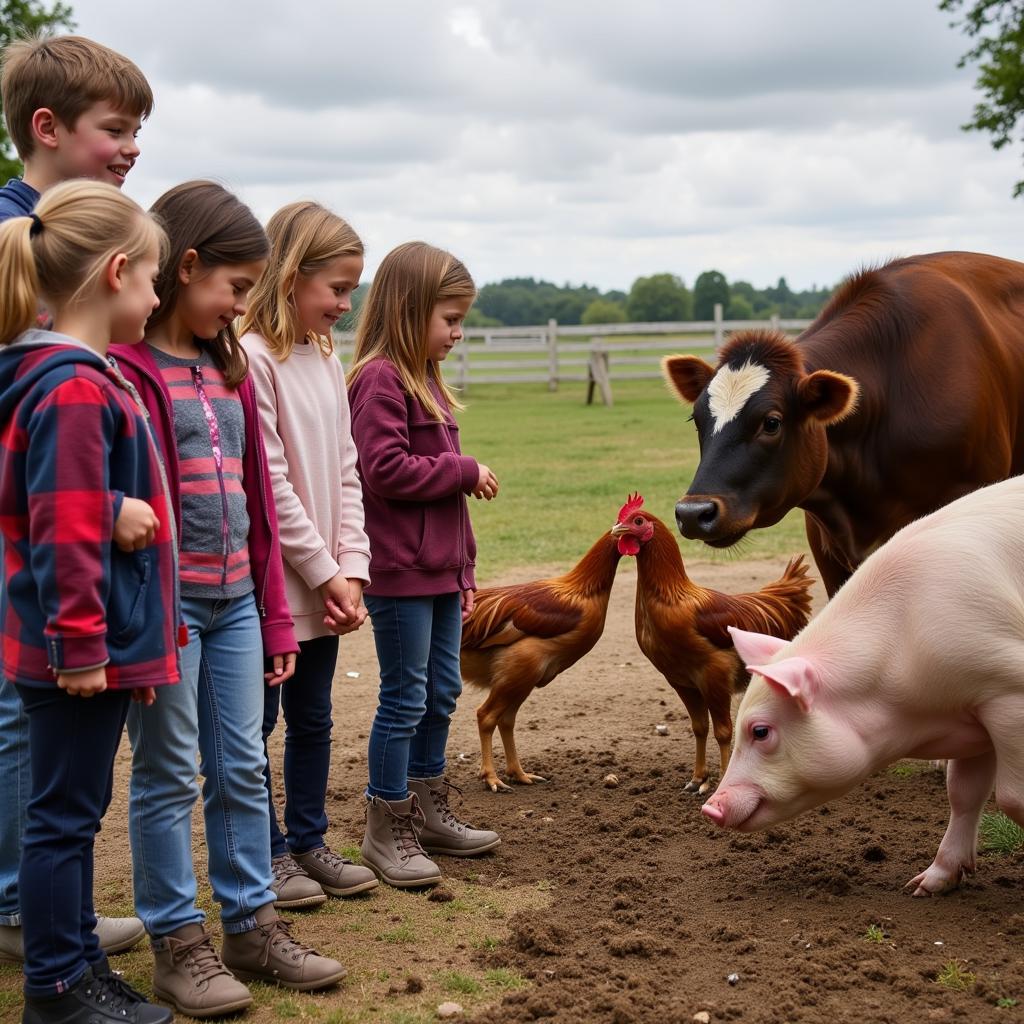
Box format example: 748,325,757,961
611,494,813,794
461,528,623,792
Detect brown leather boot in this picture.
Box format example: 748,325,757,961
408,776,501,856
271,852,328,909
151,923,252,1018
360,795,443,888
293,844,378,896
220,903,346,991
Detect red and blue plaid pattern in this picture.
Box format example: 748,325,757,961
0,340,180,688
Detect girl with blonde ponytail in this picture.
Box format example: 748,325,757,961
0,178,179,1024
238,201,377,907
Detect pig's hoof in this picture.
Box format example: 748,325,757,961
904,865,962,897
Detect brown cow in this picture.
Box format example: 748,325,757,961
665,251,1024,596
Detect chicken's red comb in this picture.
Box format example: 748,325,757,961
617,492,645,524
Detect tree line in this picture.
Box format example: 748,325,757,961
464,271,837,327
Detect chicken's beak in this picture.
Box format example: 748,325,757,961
610,523,629,537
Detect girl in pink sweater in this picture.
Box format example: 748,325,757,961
239,202,378,910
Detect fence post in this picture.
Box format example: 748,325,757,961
770,313,780,333
456,341,468,392
586,347,613,406
713,303,724,351
547,318,558,391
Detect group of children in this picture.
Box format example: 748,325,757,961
0,33,501,1024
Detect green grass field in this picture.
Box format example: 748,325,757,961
454,377,811,581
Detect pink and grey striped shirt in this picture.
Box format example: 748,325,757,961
150,345,253,598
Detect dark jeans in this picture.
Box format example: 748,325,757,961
16,683,131,997
262,635,339,857
364,593,463,801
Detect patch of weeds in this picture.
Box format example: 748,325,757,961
437,970,483,995
376,968,391,982
980,812,1024,855
378,923,416,944
888,761,931,778
485,967,527,990
323,1012,361,1024
997,997,1019,1009
863,924,886,943
272,996,303,1019
0,990,21,1014
535,879,555,891
387,1011,434,1024
473,934,500,951
936,960,976,991
338,844,363,863
437,898,472,920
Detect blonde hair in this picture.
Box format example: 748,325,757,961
239,201,363,360
1,34,154,160
348,241,475,421
0,179,165,346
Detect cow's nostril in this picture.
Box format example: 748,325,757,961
676,499,720,538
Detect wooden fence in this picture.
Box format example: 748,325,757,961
334,304,813,406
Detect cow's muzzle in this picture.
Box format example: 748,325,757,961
675,496,747,546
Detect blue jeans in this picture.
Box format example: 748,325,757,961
0,680,29,925
364,593,463,801
127,592,275,936
17,684,130,997
262,635,338,857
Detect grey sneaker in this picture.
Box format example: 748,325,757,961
151,922,252,1018
270,853,328,910
294,845,378,897
360,795,443,888
408,776,501,856
1,915,145,964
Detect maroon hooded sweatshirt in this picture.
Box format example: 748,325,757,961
348,358,478,597
110,342,297,657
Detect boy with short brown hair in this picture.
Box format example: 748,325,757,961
0,33,155,975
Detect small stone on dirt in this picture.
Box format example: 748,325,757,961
542,816,555,823
604,773,619,788
428,887,455,903
655,724,669,735
437,1002,463,1019
726,973,740,985
693,1013,712,1024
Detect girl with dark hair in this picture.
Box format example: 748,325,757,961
110,181,346,1019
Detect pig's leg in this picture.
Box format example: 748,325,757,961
983,700,1024,829
673,686,710,794
904,750,995,897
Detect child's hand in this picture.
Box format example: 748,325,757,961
265,652,297,687
131,686,157,706
472,464,499,500
57,666,107,697
461,588,475,621
113,497,160,551
321,575,367,636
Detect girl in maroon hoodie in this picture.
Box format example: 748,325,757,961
347,241,501,888
110,181,345,1018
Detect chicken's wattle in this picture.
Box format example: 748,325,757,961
617,535,641,556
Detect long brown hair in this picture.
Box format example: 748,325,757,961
147,180,268,388
239,201,363,361
0,179,164,346
347,241,475,421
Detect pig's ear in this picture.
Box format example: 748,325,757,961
747,656,819,713
728,626,789,666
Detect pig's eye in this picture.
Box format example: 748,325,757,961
751,724,771,741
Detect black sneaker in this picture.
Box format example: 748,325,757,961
22,965,173,1024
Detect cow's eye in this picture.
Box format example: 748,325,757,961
752,724,771,741
762,415,782,435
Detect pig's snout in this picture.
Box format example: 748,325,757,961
701,785,761,830
701,800,726,826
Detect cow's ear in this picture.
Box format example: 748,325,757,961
797,369,859,425
662,354,715,404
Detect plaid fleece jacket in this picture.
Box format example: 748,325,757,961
0,331,180,689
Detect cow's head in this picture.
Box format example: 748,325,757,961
663,330,859,547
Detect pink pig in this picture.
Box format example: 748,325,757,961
701,476,1024,896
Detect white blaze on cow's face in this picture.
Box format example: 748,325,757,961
707,360,770,435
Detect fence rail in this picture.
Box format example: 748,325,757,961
334,304,813,405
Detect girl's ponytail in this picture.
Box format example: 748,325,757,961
0,217,41,346
0,180,163,348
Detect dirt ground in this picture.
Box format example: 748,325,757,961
1,557,1022,1024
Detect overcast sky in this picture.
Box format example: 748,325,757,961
65,0,1023,293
